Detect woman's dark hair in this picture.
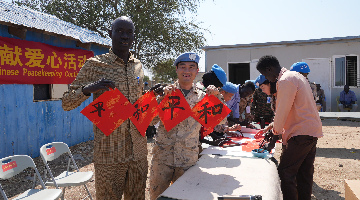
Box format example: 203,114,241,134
202,71,223,88
260,80,277,94
270,81,277,94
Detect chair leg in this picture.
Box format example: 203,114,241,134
84,184,93,200
61,188,65,200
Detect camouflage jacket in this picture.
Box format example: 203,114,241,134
251,88,274,121
62,49,147,164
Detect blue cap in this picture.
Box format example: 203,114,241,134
245,80,258,89
144,82,148,85
173,52,200,66
254,74,267,87
290,62,310,73
222,82,237,93
211,64,227,86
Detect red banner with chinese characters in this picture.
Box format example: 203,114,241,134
80,89,136,136
81,89,232,136
157,89,192,132
191,94,231,136
130,91,159,137
0,36,94,84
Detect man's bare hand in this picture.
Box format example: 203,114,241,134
82,78,115,96
206,85,220,96
228,124,242,132
255,129,267,139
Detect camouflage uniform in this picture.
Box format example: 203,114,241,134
239,94,254,122
251,88,274,123
315,87,326,111
149,81,225,200
62,49,147,200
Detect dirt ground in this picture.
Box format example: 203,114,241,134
1,118,359,200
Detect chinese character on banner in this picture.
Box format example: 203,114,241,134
191,94,231,136
81,89,136,136
157,89,191,132
130,91,159,137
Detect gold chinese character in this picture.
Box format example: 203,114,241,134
0,44,23,66
64,53,77,70
77,55,87,69
46,52,63,68
25,48,45,68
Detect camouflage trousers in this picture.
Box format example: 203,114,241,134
149,160,191,200
94,158,148,200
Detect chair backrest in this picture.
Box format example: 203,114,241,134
0,155,46,187
40,142,71,163
1,155,37,180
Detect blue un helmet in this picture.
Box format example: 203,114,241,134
254,74,267,88
290,62,310,73
173,52,200,66
222,82,238,94
211,64,227,86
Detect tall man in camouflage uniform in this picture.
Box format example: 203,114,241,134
62,16,147,199
149,53,223,200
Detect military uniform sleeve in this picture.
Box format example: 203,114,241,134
232,93,240,118
62,60,93,111
251,91,257,115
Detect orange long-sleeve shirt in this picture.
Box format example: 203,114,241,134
273,68,323,145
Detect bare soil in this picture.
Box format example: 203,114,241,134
1,119,359,200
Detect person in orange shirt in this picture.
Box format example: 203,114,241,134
256,55,323,200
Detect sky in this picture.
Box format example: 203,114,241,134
4,0,360,75
195,0,360,71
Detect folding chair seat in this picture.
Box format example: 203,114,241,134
0,155,62,200
40,142,93,200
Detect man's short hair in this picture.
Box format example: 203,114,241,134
111,16,134,31
256,55,280,71
202,71,223,88
244,81,256,91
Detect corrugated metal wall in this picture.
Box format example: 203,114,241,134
0,24,109,158
0,84,93,158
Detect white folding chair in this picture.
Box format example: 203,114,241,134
40,142,93,200
0,155,62,200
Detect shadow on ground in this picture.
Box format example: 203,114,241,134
312,182,344,200
321,119,360,127
316,147,360,160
